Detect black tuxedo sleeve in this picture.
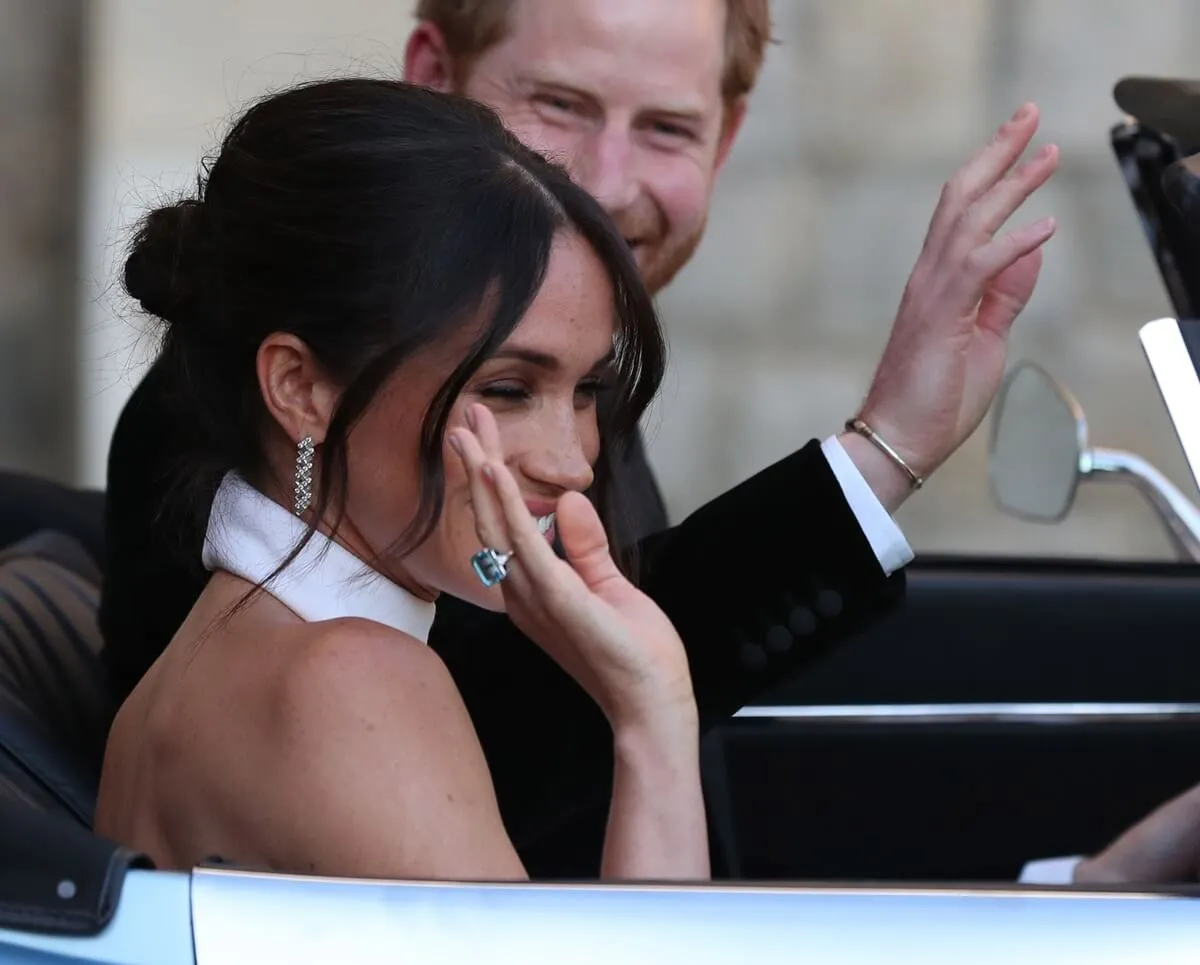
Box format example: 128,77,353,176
636,438,906,730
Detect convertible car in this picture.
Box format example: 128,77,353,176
3,76,1200,963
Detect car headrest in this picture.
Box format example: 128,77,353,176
1163,152,1200,227
1114,76,1200,153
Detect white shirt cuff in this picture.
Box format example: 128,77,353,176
1017,855,1084,884
820,435,915,577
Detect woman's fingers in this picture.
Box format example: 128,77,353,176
454,405,570,595
448,419,508,553
469,400,505,464
556,491,623,593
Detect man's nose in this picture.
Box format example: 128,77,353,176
574,126,639,215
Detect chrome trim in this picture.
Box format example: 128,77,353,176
734,702,1200,724
190,868,1200,965
987,359,1090,524
1084,446,1200,562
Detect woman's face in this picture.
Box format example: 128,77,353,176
340,230,618,610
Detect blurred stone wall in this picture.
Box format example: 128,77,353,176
650,0,1200,561
10,0,1200,562
0,0,83,479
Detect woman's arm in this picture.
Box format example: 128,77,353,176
603,712,707,880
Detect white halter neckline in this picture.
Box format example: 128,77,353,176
201,472,436,643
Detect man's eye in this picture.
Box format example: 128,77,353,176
536,94,580,114
649,121,695,142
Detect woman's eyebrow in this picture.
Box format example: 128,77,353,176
489,347,616,373
490,347,559,371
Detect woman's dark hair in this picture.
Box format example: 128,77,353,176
123,78,665,575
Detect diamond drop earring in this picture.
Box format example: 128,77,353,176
293,436,315,516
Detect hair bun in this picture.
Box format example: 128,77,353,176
123,200,203,325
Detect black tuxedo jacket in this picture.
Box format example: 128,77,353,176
99,360,905,876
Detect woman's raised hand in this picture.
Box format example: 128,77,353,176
449,403,694,730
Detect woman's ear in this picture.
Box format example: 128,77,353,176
256,333,337,446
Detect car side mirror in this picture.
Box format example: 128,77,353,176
988,361,1088,522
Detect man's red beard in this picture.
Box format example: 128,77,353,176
638,219,706,295
613,207,708,296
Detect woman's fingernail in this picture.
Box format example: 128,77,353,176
448,432,463,456
1011,103,1032,123
465,406,478,431
482,464,496,483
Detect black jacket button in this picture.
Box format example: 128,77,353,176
739,641,767,671
815,589,843,618
765,624,793,654
788,605,817,636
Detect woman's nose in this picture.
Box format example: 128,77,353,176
521,423,596,494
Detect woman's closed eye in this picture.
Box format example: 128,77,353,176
477,378,609,409
576,377,609,403
478,381,532,403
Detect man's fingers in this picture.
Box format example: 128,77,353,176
975,249,1044,338
963,144,1059,241
928,103,1041,241
953,103,1040,202
958,216,1056,297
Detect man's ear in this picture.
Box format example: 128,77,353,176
256,333,337,448
714,96,749,177
403,21,458,92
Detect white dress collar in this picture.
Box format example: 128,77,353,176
201,472,436,644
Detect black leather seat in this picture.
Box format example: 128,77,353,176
1164,152,1200,225
0,472,112,828
0,471,104,565
0,793,151,937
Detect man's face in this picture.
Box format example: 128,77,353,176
433,0,743,295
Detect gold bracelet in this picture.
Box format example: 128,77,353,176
844,418,924,490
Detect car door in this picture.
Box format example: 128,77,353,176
705,552,1200,882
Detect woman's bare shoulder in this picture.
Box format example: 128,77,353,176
241,617,520,878
273,617,456,733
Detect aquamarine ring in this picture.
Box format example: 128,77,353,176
471,547,514,587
